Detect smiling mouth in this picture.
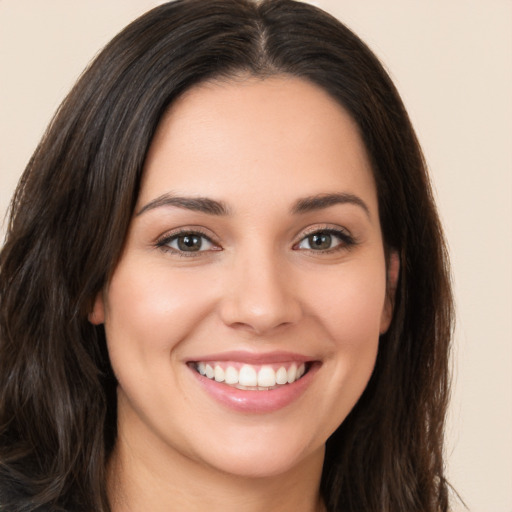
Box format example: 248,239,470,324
190,361,311,391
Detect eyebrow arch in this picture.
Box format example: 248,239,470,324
136,194,230,216
292,193,370,217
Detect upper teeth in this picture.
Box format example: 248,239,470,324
196,362,307,389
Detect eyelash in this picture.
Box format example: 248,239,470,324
293,227,357,253
155,227,357,257
156,229,219,258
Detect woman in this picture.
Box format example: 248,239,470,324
0,1,453,511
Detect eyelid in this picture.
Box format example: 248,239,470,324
154,224,357,257
293,225,357,252
295,224,354,242
155,227,222,255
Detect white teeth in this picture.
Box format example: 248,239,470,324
195,361,309,389
205,364,214,379
257,365,276,387
239,365,258,386
287,363,297,383
214,365,225,382
276,366,288,385
224,366,238,384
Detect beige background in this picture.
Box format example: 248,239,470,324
1,1,511,510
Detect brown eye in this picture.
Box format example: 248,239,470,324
161,232,217,253
308,233,332,250
177,234,203,252
296,229,355,252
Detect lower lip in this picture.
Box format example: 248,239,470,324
190,364,319,413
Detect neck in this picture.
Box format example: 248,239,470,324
107,428,326,512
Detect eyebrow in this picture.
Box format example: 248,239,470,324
136,192,370,218
136,194,231,216
291,193,370,217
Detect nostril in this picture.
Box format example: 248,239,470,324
218,287,302,335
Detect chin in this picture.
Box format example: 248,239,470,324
205,447,323,480
186,423,327,480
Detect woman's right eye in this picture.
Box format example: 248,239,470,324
157,232,220,255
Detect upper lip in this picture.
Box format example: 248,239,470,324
186,350,316,364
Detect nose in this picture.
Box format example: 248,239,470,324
218,249,303,335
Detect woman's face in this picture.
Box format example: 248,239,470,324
92,76,397,478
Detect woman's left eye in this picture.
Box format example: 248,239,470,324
295,229,354,252
158,232,217,254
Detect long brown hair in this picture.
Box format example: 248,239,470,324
0,1,453,511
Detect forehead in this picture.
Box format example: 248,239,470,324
139,75,377,213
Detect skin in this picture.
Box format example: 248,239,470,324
91,75,398,512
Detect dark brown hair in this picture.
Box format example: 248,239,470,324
0,1,453,511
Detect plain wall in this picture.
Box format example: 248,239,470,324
1,1,511,511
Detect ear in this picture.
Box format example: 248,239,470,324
380,250,400,334
88,292,105,325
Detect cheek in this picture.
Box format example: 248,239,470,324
103,261,217,364
304,259,385,400
306,261,388,348
284,261,387,442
